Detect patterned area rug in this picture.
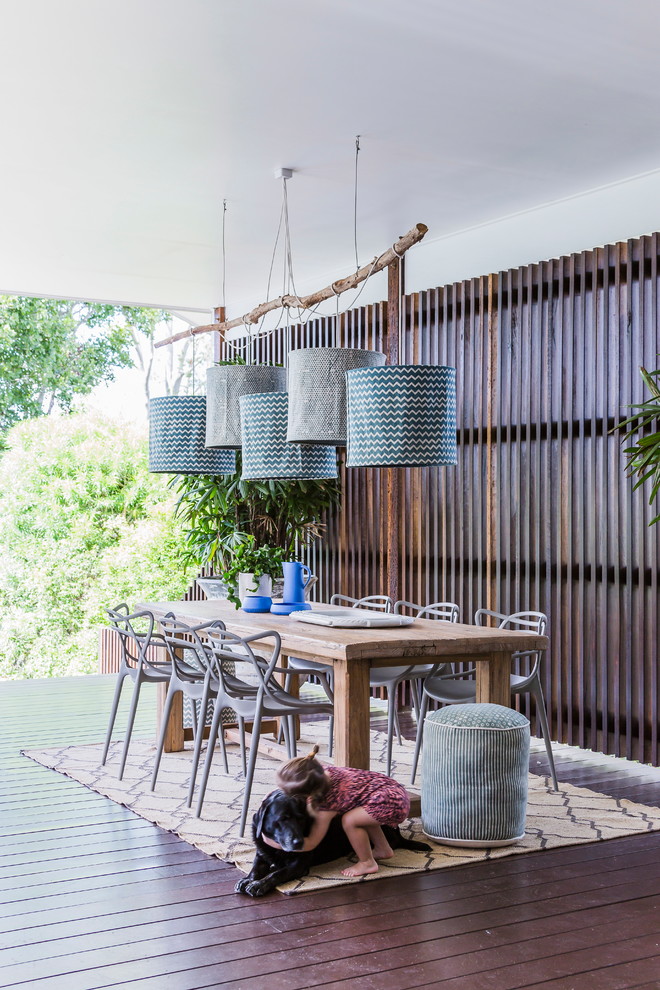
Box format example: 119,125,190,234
23,721,660,895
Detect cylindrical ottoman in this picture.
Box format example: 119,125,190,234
421,703,530,847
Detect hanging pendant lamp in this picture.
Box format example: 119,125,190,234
345,365,457,468
240,392,338,480
286,347,386,445
149,396,236,475
205,365,287,448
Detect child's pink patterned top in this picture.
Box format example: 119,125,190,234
316,765,410,825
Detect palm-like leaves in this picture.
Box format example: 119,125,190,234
615,366,660,525
171,453,341,572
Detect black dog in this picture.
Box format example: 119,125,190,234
235,788,431,897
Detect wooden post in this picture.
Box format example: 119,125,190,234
384,258,404,603
486,273,498,611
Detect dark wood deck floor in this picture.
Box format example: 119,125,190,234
1,676,659,990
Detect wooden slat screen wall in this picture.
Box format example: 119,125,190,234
232,232,659,765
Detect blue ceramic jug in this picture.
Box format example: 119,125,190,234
281,561,313,604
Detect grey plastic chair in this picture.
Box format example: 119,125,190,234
196,626,334,835
369,599,459,775
410,609,558,791
102,605,171,780
150,616,229,808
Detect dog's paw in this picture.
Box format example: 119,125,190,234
234,876,273,897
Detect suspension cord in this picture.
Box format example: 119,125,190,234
354,134,360,272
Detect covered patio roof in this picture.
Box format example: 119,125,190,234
1,0,660,320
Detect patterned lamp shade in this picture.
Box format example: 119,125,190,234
149,396,236,475
205,365,287,448
286,347,386,445
345,365,458,468
239,392,338,481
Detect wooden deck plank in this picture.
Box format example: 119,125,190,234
0,675,658,990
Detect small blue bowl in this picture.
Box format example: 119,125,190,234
241,595,273,612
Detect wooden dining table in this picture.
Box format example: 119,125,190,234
140,598,549,771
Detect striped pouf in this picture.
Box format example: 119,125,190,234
421,703,530,847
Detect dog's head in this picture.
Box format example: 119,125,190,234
253,789,311,853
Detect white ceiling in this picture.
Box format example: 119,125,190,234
1,0,660,321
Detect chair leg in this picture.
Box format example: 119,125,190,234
327,714,334,759
118,675,143,780
411,679,423,723
194,694,226,817
530,681,559,791
318,672,334,757
150,679,178,791
101,671,127,765
385,685,397,777
187,684,210,808
393,700,403,746
239,711,264,837
237,716,247,776
216,709,229,774
411,691,430,785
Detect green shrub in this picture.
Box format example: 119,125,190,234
0,414,194,678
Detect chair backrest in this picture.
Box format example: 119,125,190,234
106,605,165,675
330,593,393,612
474,608,546,636
159,615,226,679
394,599,460,622
474,609,547,680
205,625,283,701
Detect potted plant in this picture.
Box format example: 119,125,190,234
223,537,287,606
172,452,341,607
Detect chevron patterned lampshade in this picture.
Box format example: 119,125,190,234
205,365,287,448
149,396,236,475
239,392,338,480
345,365,458,468
286,347,386,445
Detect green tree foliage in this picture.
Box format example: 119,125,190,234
0,296,167,435
0,413,195,678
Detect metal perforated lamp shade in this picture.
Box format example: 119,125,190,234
205,365,287,448
286,347,386,445
345,365,458,468
149,396,236,475
239,392,338,480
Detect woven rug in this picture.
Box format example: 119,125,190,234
23,721,660,896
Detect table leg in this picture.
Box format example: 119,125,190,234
157,682,184,752
333,659,370,769
474,653,512,707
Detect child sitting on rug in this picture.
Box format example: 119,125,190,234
273,745,410,877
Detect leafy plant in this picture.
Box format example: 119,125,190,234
172,451,341,605
220,538,288,607
614,366,660,525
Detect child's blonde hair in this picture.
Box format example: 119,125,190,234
276,744,329,803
